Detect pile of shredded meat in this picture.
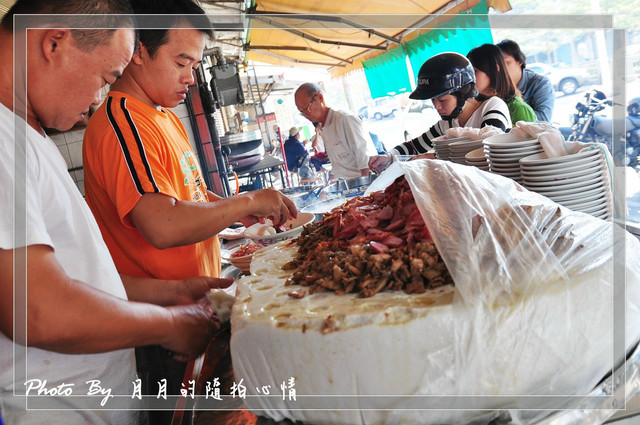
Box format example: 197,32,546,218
283,176,454,298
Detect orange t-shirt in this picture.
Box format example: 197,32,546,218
83,92,220,280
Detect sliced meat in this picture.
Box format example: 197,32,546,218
283,175,454,298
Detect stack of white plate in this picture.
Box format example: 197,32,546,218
483,133,543,183
519,149,612,220
448,139,484,164
432,136,471,161
465,147,489,171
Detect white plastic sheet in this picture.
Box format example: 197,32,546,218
400,159,640,414
232,159,640,425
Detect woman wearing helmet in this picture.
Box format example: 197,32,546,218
369,52,511,173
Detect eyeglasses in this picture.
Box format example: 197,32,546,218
298,95,316,116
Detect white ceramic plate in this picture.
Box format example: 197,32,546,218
521,164,605,182
490,165,521,173
520,159,604,176
465,147,485,159
592,211,612,220
484,143,540,151
560,196,608,210
433,136,471,146
519,157,603,174
485,148,543,158
450,147,483,154
526,181,606,197
450,144,483,149
484,147,542,158
583,205,611,217
483,133,539,147
488,157,522,166
492,171,521,178
543,186,607,203
519,149,602,166
522,172,604,189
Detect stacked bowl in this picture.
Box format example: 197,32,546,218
519,148,612,220
432,136,471,161
448,139,485,164
483,133,543,183
465,147,489,171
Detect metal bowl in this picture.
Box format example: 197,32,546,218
323,174,378,197
281,185,323,210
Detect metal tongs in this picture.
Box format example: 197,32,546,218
302,184,324,202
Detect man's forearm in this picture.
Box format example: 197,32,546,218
1,246,177,354
130,193,258,249
120,274,179,306
129,189,296,250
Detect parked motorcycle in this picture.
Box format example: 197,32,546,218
559,90,640,169
627,97,640,169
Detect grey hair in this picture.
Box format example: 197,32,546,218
2,0,136,53
296,82,323,98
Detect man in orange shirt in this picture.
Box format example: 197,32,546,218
82,1,295,421
83,1,295,283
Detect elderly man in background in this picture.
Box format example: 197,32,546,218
497,39,555,123
0,1,231,424
295,82,377,180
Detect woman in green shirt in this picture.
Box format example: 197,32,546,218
467,44,537,125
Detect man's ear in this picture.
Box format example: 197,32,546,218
130,41,146,65
41,29,69,62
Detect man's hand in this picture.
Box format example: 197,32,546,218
172,277,233,306
244,188,298,227
163,303,219,362
239,215,261,228
369,153,393,173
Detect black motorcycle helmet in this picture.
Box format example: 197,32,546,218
409,52,476,120
628,97,640,117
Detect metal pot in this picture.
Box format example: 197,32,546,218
281,185,323,210
323,174,378,198
221,131,265,172
281,184,316,195
301,197,347,222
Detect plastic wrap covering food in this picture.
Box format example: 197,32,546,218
230,159,640,425
401,159,640,411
